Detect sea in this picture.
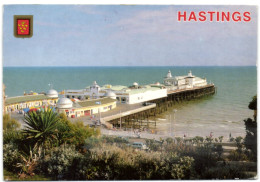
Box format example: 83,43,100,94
3,66,257,138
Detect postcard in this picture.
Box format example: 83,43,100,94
2,4,257,180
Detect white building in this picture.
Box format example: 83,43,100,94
65,81,106,100
111,83,167,104
163,70,207,91
64,81,167,105
56,97,117,118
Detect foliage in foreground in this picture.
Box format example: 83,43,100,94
36,144,194,180
3,95,257,180
4,169,51,181
243,95,257,161
22,109,61,149
3,110,100,179
3,114,21,131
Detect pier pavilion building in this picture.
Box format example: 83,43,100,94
109,83,167,104
4,89,59,113
163,70,207,90
64,81,167,105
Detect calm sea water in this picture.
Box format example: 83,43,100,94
3,66,257,138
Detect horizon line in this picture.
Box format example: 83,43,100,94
3,65,257,68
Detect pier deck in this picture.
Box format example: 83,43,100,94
167,84,216,95
69,103,156,129
101,103,156,122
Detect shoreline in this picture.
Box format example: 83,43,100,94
100,127,244,143
10,111,245,142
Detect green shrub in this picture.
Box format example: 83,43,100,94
3,130,23,145
3,143,22,173
3,114,21,131
201,165,255,179
88,145,194,180
84,137,103,150
228,150,248,161
145,139,161,151
67,121,100,149
37,145,84,180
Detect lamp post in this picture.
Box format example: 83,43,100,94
96,101,101,125
120,110,122,130
171,109,177,137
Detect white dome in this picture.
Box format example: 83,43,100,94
46,89,58,98
104,91,116,99
133,82,138,86
57,98,73,109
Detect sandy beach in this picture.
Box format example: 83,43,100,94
11,110,239,143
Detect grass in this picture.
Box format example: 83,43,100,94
4,169,51,181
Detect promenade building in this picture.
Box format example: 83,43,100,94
4,89,59,113
56,97,116,118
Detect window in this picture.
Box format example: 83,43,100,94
121,97,126,103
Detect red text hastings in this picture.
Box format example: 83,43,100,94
178,11,251,22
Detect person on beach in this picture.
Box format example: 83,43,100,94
183,134,186,140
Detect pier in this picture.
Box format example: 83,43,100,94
97,103,157,129
99,84,216,129
166,84,216,106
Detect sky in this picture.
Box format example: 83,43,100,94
3,5,257,67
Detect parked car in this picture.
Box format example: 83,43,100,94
131,142,148,150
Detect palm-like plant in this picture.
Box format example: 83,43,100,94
23,108,60,149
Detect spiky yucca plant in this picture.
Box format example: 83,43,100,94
23,108,60,149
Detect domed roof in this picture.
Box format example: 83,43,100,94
57,98,73,109
104,91,116,99
133,82,138,86
46,89,58,98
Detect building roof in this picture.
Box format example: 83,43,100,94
77,97,116,108
194,77,206,81
104,91,117,98
5,94,57,105
126,85,164,95
57,98,73,105
57,98,73,109
109,85,128,91
46,89,59,97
